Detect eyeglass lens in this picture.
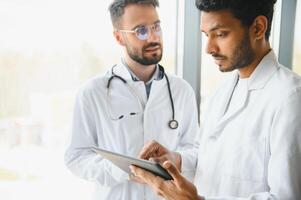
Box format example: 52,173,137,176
136,23,161,40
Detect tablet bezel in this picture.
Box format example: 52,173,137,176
91,147,173,180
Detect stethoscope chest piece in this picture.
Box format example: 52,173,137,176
169,119,178,129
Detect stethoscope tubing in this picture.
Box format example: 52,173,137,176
106,64,178,129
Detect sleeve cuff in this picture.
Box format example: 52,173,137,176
176,149,198,181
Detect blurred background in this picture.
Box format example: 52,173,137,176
0,0,176,199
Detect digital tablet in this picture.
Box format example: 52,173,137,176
91,147,173,180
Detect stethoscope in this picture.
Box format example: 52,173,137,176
106,64,178,129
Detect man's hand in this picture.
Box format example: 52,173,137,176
130,161,204,200
129,172,146,184
139,140,182,171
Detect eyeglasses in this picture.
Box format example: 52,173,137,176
118,22,162,41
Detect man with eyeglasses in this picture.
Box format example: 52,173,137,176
64,0,199,200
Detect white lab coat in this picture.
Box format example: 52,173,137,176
64,62,199,200
181,50,301,199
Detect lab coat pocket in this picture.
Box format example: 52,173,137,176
224,137,267,183
109,113,144,155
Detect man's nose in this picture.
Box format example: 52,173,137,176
205,38,218,55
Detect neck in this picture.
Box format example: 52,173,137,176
124,54,157,83
238,44,271,78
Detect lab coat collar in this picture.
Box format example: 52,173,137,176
108,61,167,106
123,61,162,85
111,60,162,83
248,50,279,90
110,62,135,81
209,50,279,138
210,73,247,138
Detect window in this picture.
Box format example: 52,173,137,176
0,0,177,199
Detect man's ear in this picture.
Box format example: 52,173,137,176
113,30,125,46
252,15,268,40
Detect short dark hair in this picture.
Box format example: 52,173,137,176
109,0,159,28
195,0,277,40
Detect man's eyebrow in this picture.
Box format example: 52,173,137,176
202,24,229,33
132,19,161,30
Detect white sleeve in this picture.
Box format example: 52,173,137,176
204,88,301,200
176,88,200,180
204,193,276,200
64,89,128,187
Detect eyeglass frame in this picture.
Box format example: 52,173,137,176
117,21,162,41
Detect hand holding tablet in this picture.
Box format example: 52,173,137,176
91,147,173,180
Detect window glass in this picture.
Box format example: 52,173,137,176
0,0,177,199
158,1,177,73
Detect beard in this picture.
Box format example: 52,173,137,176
214,31,256,72
126,42,163,66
